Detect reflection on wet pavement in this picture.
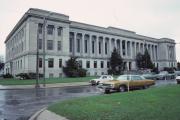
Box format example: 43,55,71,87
0,86,101,120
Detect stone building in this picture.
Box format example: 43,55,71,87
4,8,177,78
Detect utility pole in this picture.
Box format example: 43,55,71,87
43,17,46,87
36,27,40,88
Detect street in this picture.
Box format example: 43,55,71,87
0,79,177,120
0,86,101,120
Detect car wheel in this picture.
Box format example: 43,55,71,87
97,81,100,85
119,85,126,92
143,85,149,89
105,89,110,94
177,81,180,84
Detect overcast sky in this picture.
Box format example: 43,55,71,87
0,0,180,61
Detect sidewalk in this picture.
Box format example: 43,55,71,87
0,82,89,90
29,108,69,120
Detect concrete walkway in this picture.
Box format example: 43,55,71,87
0,82,90,90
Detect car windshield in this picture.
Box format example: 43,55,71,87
117,75,145,80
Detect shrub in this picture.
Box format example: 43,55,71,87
16,73,43,79
163,67,175,73
78,69,87,77
3,73,13,78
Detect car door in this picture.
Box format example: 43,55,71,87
129,76,143,88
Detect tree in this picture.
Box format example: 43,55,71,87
63,56,87,77
135,49,154,70
108,48,123,75
143,49,154,69
136,53,144,69
177,62,180,70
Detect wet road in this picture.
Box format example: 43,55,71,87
0,86,101,120
0,80,177,120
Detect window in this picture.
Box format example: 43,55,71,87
38,39,42,49
47,25,54,35
48,58,54,68
77,39,80,53
57,41,61,51
38,23,43,34
105,42,107,55
92,41,95,54
69,38,73,52
99,41,101,54
94,61,97,68
86,61,90,68
39,58,42,68
101,61,104,68
59,59,62,68
107,61,110,68
57,27,62,36
47,40,53,50
85,40,88,53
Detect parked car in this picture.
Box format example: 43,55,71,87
90,75,113,85
176,76,180,84
98,75,155,94
156,71,175,80
141,72,158,80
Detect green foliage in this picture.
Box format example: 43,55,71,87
16,73,43,79
3,73,13,78
136,49,154,69
48,85,180,120
63,56,87,77
108,48,123,75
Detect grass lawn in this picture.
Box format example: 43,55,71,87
48,85,180,120
0,76,96,85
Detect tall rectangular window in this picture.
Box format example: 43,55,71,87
48,58,54,68
85,40,88,53
57,41,61,51
59,59,62,68
38,23,43,34
99,41,101,54
77,39,80,53
57,27,62,36
105,42,107,55
101,61,104,68
47,40,53,50
39,58,42,68
86,61,90,68
69,38,73,52
94,61,97,68
107,61,110,68
38,39,42,49
47,25,54,35
92,41,95,54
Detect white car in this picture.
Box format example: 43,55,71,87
90,75,113,85
176,76,180,84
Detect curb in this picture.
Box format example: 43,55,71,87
0,83,90,90
29,107,47,120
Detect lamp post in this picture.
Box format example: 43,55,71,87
42,12,53,87
35,27,40,88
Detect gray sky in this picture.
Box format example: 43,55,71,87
0,0,180,61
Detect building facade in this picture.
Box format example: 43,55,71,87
4,8,177,78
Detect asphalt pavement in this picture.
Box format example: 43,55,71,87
0,79,177,120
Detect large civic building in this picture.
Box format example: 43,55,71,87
4,8,177,78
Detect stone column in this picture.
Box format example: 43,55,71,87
109,38,112,56
125,40,127,57
130,41,133,59
102,37,105,57
96,36,99,57
81,33,84,56
88,34,92,57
